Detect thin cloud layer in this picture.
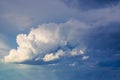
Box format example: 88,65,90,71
3,13,33,31
0,34,10,57
0,0,80,36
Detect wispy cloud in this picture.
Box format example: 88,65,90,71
0,38,10,57
3,13,33,31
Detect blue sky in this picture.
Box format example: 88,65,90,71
0,0,120,80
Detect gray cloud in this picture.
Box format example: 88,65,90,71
61,0,120,10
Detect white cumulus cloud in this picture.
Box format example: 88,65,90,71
82,56,89,60
43,49,64,61
4,20,89,63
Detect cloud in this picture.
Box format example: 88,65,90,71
2,1,120,66
0,40,9,50
4,20,89,63
0,0,120,37
0,36,10,58
4,5,120,63
0,0,80,35
81,5,120,24
43,49,64,61
71,48,85,56
3,13,33,31
82,56,89,60
62,0,120,10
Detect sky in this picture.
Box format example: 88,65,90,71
0,0,120,80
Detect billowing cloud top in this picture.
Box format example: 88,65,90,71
4,20,89,63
